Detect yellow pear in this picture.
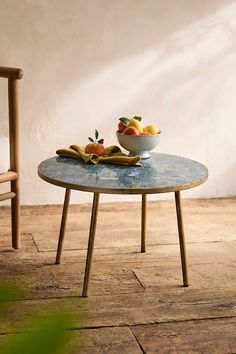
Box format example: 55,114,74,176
128,118,143,133
144,124,159,135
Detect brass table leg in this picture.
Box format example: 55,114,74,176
11,179,20,249
56,188,71,264
82,192,100,297
175,191,189,287
141,194,147,253
9,79,20,249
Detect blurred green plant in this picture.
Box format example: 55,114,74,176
0,281,76,354
0,282,19,316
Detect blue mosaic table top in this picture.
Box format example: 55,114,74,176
38,153,208,195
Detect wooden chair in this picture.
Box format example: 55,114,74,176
0,66,23,249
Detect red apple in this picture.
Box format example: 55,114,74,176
117,121,127,133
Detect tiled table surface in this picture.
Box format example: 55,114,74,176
38,153,208,194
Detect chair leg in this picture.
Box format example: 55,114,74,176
175,191,189,287
11,179,20,249
141,194,146,253
56,188,71,264
82,192,100,297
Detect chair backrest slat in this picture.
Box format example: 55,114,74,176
0,66,23,79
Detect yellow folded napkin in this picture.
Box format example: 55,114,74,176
56,144,142,166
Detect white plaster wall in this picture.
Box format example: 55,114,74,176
0,0,236,205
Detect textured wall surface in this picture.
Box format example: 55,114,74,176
0,0,235,205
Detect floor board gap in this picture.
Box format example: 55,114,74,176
129,326,146,354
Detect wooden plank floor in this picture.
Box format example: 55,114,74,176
0,198,236,353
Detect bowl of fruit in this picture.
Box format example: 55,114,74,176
116,116,161,159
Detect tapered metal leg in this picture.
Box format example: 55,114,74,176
141,194,147,253
82,193,100,297
56,188,71,264
175,191,189,287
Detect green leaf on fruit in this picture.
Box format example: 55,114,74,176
133,116,142,121
119,117,129,124
88,130,104,144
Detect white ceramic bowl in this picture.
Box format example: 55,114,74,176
116,131,161,159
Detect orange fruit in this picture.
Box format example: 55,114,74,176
85,143,105,156
123,126,139,135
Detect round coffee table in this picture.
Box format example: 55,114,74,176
38,153,208,297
